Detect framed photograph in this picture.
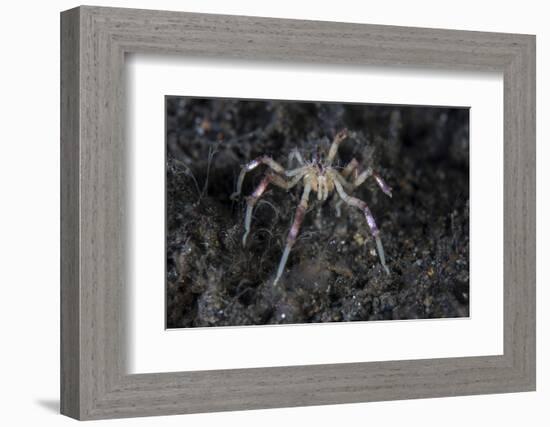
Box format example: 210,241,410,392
61,6,535,420
164,97,470,328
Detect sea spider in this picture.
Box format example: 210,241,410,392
231,129,392,285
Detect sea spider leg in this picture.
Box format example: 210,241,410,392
242,172,305,246
274,180,312,286
331,168,355,193
326,128,349,166
339,158,392,197
242,175,271,246
285,166,307,177
341,158,359,179
332,178,390,275
288,147,305,168
231,156,285,200
341,158,371,188
334,199,343,217
269,172,306,190
340,158,372,189
353,168,392,197
372,171,392,197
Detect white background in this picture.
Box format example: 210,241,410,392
0,1,546,426
128,57,503,373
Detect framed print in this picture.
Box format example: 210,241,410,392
60,6,536,420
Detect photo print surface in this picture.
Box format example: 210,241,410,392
165,97,470,328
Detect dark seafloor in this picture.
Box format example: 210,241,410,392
165,97,469,328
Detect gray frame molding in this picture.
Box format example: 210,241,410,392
61,6,536,420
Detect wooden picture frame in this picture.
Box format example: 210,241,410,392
60,5,536,420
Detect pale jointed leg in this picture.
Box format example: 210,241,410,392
332,179,390,275
334,198,343,217
326,128,349,166
269,171,306,191
274,181,312,286
339,158,372,189
284,165,307,178
332,169,355,193
372,171,392,197
288,147,305,168
241,171,306,246
341,158,359,179
231,156,286,200
339,159,392,197
242,175,271,246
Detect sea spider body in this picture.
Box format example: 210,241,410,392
231,129,392,285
